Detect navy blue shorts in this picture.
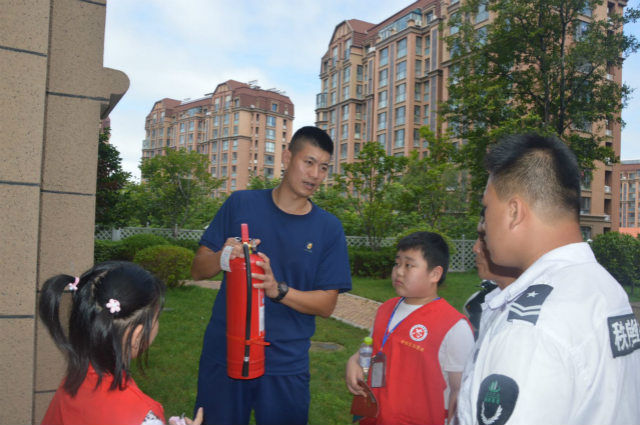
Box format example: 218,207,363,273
195,361,310,425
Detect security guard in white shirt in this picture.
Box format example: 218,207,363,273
456,134,640,425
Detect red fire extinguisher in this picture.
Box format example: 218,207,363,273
226,223,269,379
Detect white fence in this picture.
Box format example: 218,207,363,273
96,228,477,272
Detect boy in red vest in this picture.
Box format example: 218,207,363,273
346,231,474,425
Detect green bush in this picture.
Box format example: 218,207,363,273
165,238,200,253
348,247,396,278
591,232,640,294
134,245,195,288
94,239,127,263
121,233,169,261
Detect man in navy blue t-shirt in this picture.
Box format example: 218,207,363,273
191,126,352,425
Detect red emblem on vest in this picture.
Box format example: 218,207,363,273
410,324,428,341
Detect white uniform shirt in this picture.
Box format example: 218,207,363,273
457,243,640,425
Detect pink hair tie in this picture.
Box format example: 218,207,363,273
105,299,121,314
67,277,80,292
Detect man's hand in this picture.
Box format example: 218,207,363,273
345,352,367,396
252,252,279,299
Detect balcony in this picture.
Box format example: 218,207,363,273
604,185,611,193
604,214,611,222
142,138,150,149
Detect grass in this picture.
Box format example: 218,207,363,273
132,285,367,424
351,271,482,312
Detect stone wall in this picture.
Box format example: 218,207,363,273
0,1,128,423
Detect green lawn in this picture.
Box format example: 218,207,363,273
132,286,367,424
351,271,482,312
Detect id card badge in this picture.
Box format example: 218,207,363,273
370,352,386,388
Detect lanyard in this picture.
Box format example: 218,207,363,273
380,296,440,350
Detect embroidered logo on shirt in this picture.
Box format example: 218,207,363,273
507,284,553,325
476,374,518,425
607,313,640,358
409,324,428,342
304,242,313,253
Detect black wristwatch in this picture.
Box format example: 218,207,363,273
270,281,289,303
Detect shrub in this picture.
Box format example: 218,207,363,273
94,240,127,263
166,238,200,253
591,232,640,294
120,233,168,261
348,247,396,278
134,245,194,288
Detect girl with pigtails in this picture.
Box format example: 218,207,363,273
39,261,203,425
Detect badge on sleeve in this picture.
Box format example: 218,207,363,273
476,374,518,425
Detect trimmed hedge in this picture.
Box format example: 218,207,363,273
133,245,195,288
121,234,169,261
591,232,640,293
348,247,396,278
94,240,127,264
165,238,200,253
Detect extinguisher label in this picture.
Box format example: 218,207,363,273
258,289,265,335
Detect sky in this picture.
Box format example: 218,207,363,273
104,0,640,181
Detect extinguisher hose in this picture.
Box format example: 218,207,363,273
242,243,252,378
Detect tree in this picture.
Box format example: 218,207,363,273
339,142,408,250
590,232,640,295
139,148,225,235
393,127,472,236
95,128,131,227
247,175,280,190
444,0,640,200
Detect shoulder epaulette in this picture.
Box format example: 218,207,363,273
507,284,553,325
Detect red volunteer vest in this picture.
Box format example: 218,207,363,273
363,297,469,425
41,365,165,425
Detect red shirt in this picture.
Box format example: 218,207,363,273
41,365,165,425
363,297,469,425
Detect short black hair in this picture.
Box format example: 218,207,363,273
485,133,581,219
288,126,333,156
397,231,449,286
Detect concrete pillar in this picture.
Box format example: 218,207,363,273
0,1,128,423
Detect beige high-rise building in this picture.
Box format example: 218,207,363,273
143,80,294,195
618,160,640,237
316,0,625,237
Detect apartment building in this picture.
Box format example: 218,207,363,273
142,80,294,194
619,160,640,237
315,0,625,237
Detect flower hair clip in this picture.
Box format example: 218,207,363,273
67,277,80,292
105,299,121,314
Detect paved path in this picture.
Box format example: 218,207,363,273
185,280,379,330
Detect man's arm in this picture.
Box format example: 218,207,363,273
191,245,222,280
252,251,340,318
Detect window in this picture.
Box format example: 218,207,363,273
415,60,422,77
450,13,459,35
265,154,274,166
233,126,238,136
415,37,422,56
225,95,231,109
397,38,407,58
232,139,238,150
342,104,349,120
271,103,278,112
414,106,421,124
221,166,227,177
379,69,388,87
345,38,352,59
580,197,590,214
233,112,239,124
396,83,406,103
380,47,389,66
343,66,351,83
377,133,386,148
341,123,348,140
355,123,361,139
267,115,276,127
188,121,194,131
575,20,589,41
222,152,228,163
413,128,420,147
223,127,229,137
580,226,592,241
211,154,217,164
188,133,194,142
343,85,349,100
396,61,406,80
341,143,348,159
395,106,406,125
179,134,185,144
265,141,275,153
357,65,364,81
424,80,430,102
378,112,387,130
265,167,274,178
394,129,405,148
331,73,337,88
330,109,336,123
266,129,276,140
356,84,363,99
330,92,337,105
476,1,489,23
213,116,219,126
180,123,185,133
222,140,229,151
224,114,229,125
214,98,220,111
424,35,431,56
378,90,388,108
354,143,361,155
